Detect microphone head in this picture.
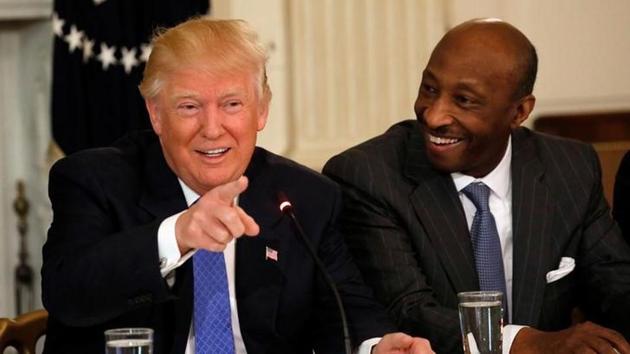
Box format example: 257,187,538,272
277,191,293,213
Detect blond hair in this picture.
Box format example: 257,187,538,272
139,17,271,104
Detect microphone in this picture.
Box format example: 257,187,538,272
277,192,352,354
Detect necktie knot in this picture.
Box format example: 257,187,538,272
462,182,491,212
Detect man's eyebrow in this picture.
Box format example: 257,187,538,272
421,69,436,80
218,89,250,101
453,80,485,97
423,68,485,97
171,91,200,100
219,91,241,99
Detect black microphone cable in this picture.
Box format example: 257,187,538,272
277,192,352,354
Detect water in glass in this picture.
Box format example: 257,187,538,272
459,300,502,354
105,339,152,354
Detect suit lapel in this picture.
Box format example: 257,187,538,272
510,128,553,326
235,149,286,353
405,125,479,293
129,137,191,353
138,140,188,219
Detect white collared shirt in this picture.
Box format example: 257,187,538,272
158,180,247,354
450,137,525,354
156,180,379,354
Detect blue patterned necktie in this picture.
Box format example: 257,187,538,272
193,249,235,353
462,182,509,321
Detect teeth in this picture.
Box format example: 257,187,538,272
200,147,228,156
428,134,461,145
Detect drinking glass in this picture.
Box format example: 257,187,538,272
457,291,503,354
104,327,153,354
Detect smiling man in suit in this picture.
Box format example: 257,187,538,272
324,18,630,354
41,17,434,354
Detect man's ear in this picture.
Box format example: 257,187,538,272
145,99,162,135
511,94,536,129
256,100,270,131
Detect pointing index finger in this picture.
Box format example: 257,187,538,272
211,176,249,204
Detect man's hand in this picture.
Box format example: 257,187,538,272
372,332,434,354
512,322,630,354
175,176,259,254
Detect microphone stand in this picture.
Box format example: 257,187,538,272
279,196,352,354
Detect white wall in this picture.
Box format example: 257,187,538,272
213,0,445,168
448,0,630,123
0,0,53,318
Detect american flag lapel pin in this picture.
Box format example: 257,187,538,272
265,246,278,262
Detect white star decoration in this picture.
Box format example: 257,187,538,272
65,25,84,53
97,42,117,70
140,43,152,63
55,17,147,75
52,13,65,37
121,47,139,74
83,37,95,62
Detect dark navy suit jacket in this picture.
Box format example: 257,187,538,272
42,130,394,354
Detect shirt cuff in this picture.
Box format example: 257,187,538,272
503,324,527,354
355,337,381,354
157,211,196,277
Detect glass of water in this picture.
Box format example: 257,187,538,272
457,291,503,354
104,327,153,354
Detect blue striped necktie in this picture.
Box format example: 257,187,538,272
193,249,235,353
462,182,509,321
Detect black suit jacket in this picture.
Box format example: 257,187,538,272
42,130,394,354
323,120,630,353
614,151,630,243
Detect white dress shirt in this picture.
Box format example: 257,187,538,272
156,180,379,354
450,137,526,354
